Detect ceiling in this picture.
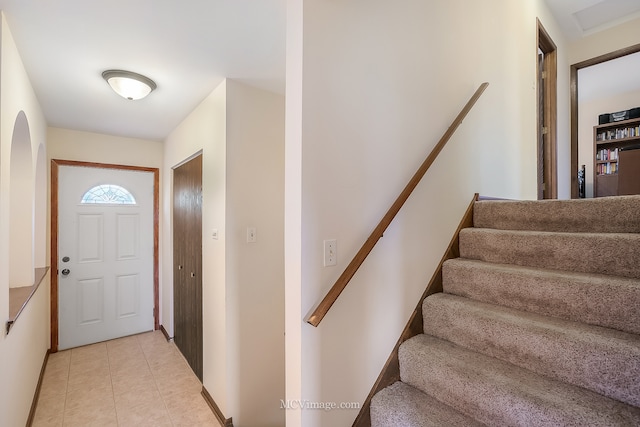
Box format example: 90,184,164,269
0,0,286,141
544,0,640,41
544,0,640,103
0,1,637,142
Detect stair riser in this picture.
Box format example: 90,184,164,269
442,259,640,335
473,196,640,233
399,335,640,426
422,293,640,407
459,228,640,279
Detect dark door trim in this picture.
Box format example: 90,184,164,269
537,19,558,199
50,159,160,352
570,42,640,198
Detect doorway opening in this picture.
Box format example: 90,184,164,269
50,159,159,352
570,42,640,198
537,19,558,200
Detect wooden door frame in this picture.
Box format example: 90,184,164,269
570,42,640,198
50,159,160,352
537,19,558,199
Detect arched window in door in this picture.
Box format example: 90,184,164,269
81,184,137,204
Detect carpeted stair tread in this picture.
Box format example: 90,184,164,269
422,293,640,407
369,196,640,425
442,258,640,335
474,195,640,233
459,227,640,279
399,334,640,426
370,381,486,427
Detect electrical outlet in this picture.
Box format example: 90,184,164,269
324,239,337,266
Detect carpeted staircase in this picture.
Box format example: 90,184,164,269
370,195,640,426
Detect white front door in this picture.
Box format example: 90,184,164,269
58,165,154,350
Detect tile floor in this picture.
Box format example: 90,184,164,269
32,331,221,426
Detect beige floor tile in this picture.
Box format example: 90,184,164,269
138,343,170,357
67,365,109,384
70,342,108,363
106,334,139,348
108,349,146,365
137,330,166,346
67,370,112,393
152,354,194,376
35,331,220,426
32,413,64,427
108,344,146,360
145,346,185,366
109,357,151,380
143,340,177,352
69,354,110,372
114,383,162,412
116,400,173,426
107,342,144,360
111,369,156,396
46,351,71,372
65,384,114,412
69,351,109,371
33,393,66,420
48,349,72,361
155,370,202,399
40,374,68,399
162,388,207,413
63,405,118,427
167,396,219,427
43,363,69,381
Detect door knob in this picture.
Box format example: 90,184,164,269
191,272,195,278
178,265,183,270
61,269,71,277
62,256,70,263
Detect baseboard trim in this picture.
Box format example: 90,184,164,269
159,324,172,341
201,386,234,427
26,349,50,427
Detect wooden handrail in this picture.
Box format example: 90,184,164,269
306,82,489,327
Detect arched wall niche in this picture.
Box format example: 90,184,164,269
34,143,47,267
9,111,35,287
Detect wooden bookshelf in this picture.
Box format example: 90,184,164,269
593,117,640,197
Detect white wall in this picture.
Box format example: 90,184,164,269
225,80,285,427
47,127,163,167
0,14,50,427
285,1,569,425
0,274,50,427
578,89,640,198
164,80,228,410
164,80,285,426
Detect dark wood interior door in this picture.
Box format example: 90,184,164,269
173,154,203,380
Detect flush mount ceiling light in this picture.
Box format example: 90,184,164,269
102,70,157,100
